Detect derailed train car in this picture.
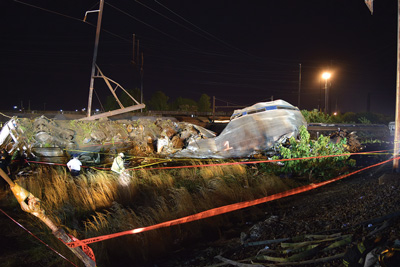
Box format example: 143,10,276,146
173,99,307,158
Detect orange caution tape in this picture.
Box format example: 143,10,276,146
135,150,388,171
26,150,389,172
66,156,397,248
67,234,96,263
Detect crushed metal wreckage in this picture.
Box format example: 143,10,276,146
0,116,215,165
173,100,307,158
0,100,307,164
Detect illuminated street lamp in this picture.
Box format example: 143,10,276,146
322,72,331,114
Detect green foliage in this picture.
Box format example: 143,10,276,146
119,88,142,107
104,95,119,111
104,88,144,112
262,126,354,181
355,112,393,124
301,109,333,123
301,109,393,125
358,116,371,124
147,91,169,111
171,97,198,111
198,94,212,112
341,112,357,123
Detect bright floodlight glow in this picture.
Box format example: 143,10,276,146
322,72,331,80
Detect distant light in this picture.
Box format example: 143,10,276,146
82,108,86,111
75,109,78,112
322,72,331,80
60,109,63,112
333,112,337,116
13,106,17,109
95,109,99,112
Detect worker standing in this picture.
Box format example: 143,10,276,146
111,153,125,174
112,153,131,186
67,155,82,177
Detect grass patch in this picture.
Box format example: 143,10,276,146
1,156,345,266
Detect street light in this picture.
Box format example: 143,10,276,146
322,72,331,114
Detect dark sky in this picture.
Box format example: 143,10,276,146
0,0,398,116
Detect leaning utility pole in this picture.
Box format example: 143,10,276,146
0,169,96,266
394,0,400,170
86,0,104,118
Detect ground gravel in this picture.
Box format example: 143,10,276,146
152,155,400,267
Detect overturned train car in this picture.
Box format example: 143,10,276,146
173,99,307,158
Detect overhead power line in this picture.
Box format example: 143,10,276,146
134,0,219,44
14,0,84,22
154,0,254,58
13,0,132,43
106,2,201,51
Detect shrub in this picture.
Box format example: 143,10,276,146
261,126,355,181
301,109,333,123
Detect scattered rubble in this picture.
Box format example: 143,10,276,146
329,129,363,153
0,116,215,165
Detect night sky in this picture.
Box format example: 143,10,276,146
0,0,398,116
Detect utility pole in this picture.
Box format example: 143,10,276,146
298,63,302,108
212,96,215,122
132,34,136,65
325,79,329,114
367,0,400,170
86,0,104,118
140,52,144,112
394,0,400,170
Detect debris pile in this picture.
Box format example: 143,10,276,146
0,116,215,164
329,129,363,153
0,100,309,162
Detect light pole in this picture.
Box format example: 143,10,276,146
322,72,331,114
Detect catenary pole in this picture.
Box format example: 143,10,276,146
298,63,302,108
394,0,400,170
361,1,400,170
87,0,104,118
141,52,144,113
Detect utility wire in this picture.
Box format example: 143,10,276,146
106,2,201,52
13,0,83,22
134,0,223,47
13,0,132,43
154,0,254,58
